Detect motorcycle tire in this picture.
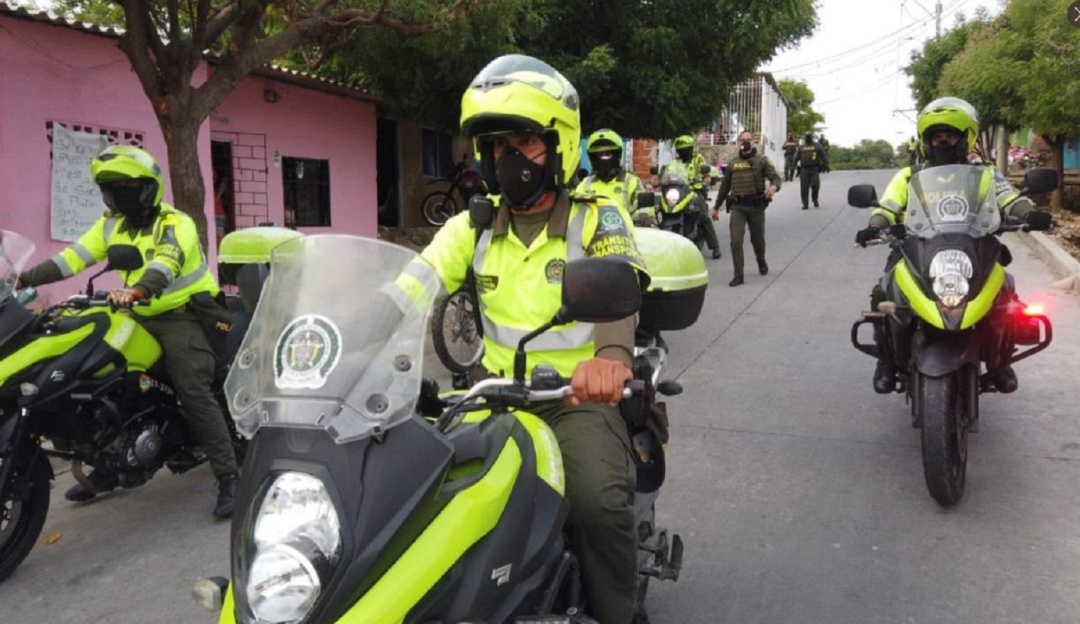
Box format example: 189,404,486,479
0,452,50,582
421,192,458,227
919,372,968,506
430,288,484,374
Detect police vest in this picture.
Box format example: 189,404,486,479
799,144,819,168
420,196,645,379
52,203,219,316
727,157,764,197
577,172,640,212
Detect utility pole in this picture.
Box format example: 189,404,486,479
935,0,942,37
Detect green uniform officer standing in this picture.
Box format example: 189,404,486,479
17,146,240,518
712,130,781,287
797,132,829,210
782,134,799,182
420,55,648,624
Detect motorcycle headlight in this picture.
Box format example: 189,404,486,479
929,250,973,308
245,472,342,624
664,188,681,206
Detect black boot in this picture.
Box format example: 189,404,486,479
213,472,240,519
65,469,119,502
758,260,769,276
873,360,896,394
991,365,1018,393
711,247,722,259
729,275,744,287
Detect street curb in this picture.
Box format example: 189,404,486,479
1016,231,1080,292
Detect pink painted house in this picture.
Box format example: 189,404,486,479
0,1,379,301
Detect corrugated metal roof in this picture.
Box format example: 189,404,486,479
0,2,378,101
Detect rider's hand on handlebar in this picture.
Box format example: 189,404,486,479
855,226,881,248
1024,211,1053,232
566,358,633,407
106,287,147,312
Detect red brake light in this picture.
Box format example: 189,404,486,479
1022,304,1045,316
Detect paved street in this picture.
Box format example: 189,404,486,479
3,169,1079,623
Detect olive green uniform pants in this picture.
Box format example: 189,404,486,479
799,167,821,208
137,311,239,478
529,399,637,624
729,204,767,279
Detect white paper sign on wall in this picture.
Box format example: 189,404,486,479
50,125,108,242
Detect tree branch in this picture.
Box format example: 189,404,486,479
117,0,165,107
202,3,239,45
167,0,180,45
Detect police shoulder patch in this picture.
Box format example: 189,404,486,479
544,259,565,284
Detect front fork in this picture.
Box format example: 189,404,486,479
0,407,35,504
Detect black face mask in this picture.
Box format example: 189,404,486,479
101,181,155,225
590,152,619,182
739,141,756,158
928,142,964,166
676,148,694,162
496,148,547,209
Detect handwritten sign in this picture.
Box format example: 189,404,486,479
51,125,108,242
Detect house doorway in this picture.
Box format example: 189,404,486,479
376,118,400,227
210,141,236,246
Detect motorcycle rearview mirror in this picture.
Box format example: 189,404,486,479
636,191,656,209
847,184,879,209
511,257,643,383
1020,167,1058,196
649,165,659,176
106,245,145,271
699,164,712,175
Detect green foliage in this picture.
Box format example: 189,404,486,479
827,139,899,171
777,78,824,137
1008,0,1080,139
522,0,817,138
904,10,991,110
938,17,1031,129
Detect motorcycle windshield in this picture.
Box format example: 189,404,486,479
0,230,36,302
224,236,442,444
660,161,691,187
905,165,1001,239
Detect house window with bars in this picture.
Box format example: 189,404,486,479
422,128,454,179
283,157,331,227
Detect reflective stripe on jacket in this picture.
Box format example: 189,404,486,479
51,203,218,315
421,193,647,379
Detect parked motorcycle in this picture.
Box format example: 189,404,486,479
194,235,687,623
849,166,1058,506
0,226,293,581
421,156,488,227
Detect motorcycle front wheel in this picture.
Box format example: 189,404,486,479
431,288,484,374
0,452,50,582
421,192,458,227
919,371,968,506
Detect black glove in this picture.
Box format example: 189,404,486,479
855,226,881,248
1024,211,1053,231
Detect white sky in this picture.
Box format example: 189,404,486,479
761,0,1005,149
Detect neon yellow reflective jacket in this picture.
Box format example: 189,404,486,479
421,193,648,379
574,171,641,213
51,203,219,316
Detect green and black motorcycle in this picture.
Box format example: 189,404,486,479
0,229,259,581
849,166,1057,506
194,235,684,624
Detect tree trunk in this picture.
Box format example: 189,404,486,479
162,117,209,250
1042,134,1065,212
995,124,1008,175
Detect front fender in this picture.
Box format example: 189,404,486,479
0,412,54,480
915,331,980,378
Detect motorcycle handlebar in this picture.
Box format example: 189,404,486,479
463,377,645,405
64,294,150,308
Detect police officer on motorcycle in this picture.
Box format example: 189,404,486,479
855,97,1054,394
672,134,722,258
576,128,642,213
16,146,240,518
420,55,648,624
